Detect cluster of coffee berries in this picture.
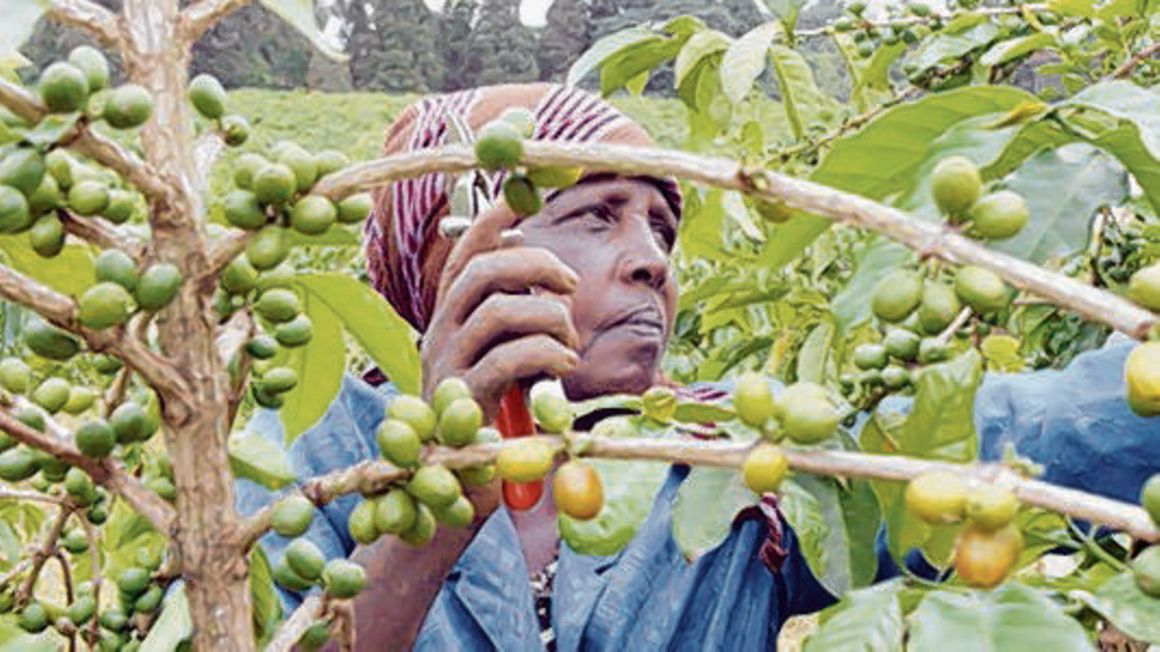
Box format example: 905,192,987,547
931,156,1029,240
38,46,153,131
465,107,583,224
77,249,181,331
904,470,1022,588
731,372,843,495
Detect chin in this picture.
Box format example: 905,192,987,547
561,337,662,400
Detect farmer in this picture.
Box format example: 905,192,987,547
237,82,1158,650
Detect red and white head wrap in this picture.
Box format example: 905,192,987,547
364,82,681,332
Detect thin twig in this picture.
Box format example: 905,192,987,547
312,141,1159,340
0,559,33,591
79,519,101,643
0,77,174,205
793,4,1048,39
102,366,132,419
0,488,68,505
58,211,146,259
217,310,254,426
0,408,176,534
1111,42,1160,79
935,307,973,346
45,0,125,51
263,595,325,652
16,504,73,608
237,434,1160,551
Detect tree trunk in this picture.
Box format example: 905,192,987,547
120,0,255,649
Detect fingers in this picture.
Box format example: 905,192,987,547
465,334,580,404
456,294,580,365
441,203,524,292
443,247,578,324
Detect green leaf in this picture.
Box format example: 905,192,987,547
904,20,1003,75
979,334,1024,372
279,287,344,442
567,25,655,88
559,456,669,557
1065,81,1160,160
768,44,824,140
830,238,910,336
140,584,192,652
804,580,904,652
295,273,420,395
228,432,294,490
0,0,47,61
980,32,1057,67
284,225,359,247
782,473,880,596
1078,572,1160,644
671,401,733,424
759,86,1034,269
0,621,57,652
678,188,730,262
861,352,982,562
720,22,779,104
599,36,682,96
908,584,1090,652
796,320,833,384
674,30,731,90
899,349,982,462
20,113,80,147
1047,0,1096,16
762,0,808,26
250,547,283,646
0,238,94,297
257,0,347,62
993,145,1127,264
670,466,754,559
721,190,764,241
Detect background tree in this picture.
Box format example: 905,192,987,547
437,0,479,91
536,0,593,82
468,0,540,86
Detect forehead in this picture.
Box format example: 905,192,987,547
543,176,678,219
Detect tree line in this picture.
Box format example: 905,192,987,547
19,0,819,94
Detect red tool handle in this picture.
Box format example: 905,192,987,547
496,385,542,511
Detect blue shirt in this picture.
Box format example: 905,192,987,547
235,336,1159,650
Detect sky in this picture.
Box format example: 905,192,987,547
422,0,552,27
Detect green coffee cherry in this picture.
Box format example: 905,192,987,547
438,397,483,446
68,46,109,92
189,74,227,120
39,62,89,113
75,420,116,458
871,270,923,323
274,314,314,347
29,214,65,258
407,464,461,509
223,190,266,230
322,559,366,599
271,495,314,537
347,499,380,545
377,419,421,468
103,84,153,129
95,249,139,291
337,193,373,224
135,263,182,311
386,395,436,442
78,282,133,330
853,343,888,370
374,488,418,535
255,288,301,323
290,195,336,235
474,121,524,170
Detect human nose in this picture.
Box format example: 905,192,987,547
616,217,669,291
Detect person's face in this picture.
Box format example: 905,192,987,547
519,177,679,400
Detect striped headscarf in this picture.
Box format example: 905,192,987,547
364,83,682,332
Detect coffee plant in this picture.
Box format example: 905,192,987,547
0,0,1157,650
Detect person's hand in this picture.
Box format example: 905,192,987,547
421,205,581,418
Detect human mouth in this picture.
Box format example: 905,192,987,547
604,304,665,337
